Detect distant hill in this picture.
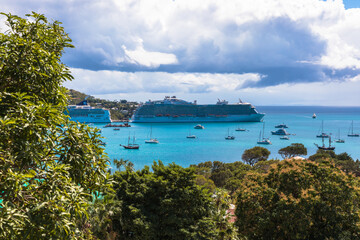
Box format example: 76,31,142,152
66,89,138,121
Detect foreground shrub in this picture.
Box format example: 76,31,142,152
236,159,360,240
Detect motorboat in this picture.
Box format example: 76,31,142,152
194,124,205,129
280,136,290,140
271,128,290,135
275,123,288,128
186,135,197,139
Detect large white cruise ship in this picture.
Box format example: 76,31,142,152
131,96,264,123
66,100,111,123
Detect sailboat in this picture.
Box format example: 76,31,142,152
335,129,345,143
121,135,139,149
225,128,235,140
186,127,196,138
314,135,335,151
257,122,271,144
145,126,159,144
316,120,329,138
348,121,359,137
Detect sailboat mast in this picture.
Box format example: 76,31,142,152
262,122,265,139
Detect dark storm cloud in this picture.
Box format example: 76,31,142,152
3,0,360,91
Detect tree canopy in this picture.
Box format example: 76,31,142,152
0,12,109,239
278,143,307,159
111,161,219,239
242,146,270,166
235,159,360,240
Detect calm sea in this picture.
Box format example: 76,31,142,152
92,106,360,170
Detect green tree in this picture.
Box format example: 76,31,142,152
235,159,360,240
309,150,360,176
111,161,219,239
242,146,270,166
0,12,109,239
278,143,307,159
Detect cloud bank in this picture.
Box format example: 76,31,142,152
2,0,360,104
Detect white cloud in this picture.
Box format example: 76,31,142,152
122,39,178,68
64,68,360,106
65,67,261,95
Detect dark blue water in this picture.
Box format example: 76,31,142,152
94,106,360,170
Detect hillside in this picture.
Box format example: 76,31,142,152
66,89,138,121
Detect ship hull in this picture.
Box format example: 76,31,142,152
67,115,111,123
131,114,264,123
66,109,112,123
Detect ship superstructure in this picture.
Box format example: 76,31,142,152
66,99,111,123
131,96,264,123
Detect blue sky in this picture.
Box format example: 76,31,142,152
343,0,360,9
2,0,360,105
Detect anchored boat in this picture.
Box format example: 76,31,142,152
131,96,265,123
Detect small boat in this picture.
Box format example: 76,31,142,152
335,129,345,143
113,128,120,131
257,122,271,145
316,120,329,138
104,123,131,128
145,126,159,144
280,136,290,140
194,124,205,129
348,121,359,137
121,135,139,149
314,135,335,151
186,128,196,138
225,128,235,140
235,128,247,131
275,123,288,128
271,128,290,135
312,113,316,119
145,139,159,144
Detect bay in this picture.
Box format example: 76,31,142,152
93,106,360,170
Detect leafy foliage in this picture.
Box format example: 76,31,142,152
309,150,360,176
278,143,307,159
111,161,219,239
0,12,109,239
191,161,252,194
235,159,360,240
241,146,270,166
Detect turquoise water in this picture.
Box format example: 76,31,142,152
93,106,360,170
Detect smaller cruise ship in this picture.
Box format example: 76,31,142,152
66,99,111,123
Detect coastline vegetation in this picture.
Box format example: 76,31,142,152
67,89,138,121
2,12,360,239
